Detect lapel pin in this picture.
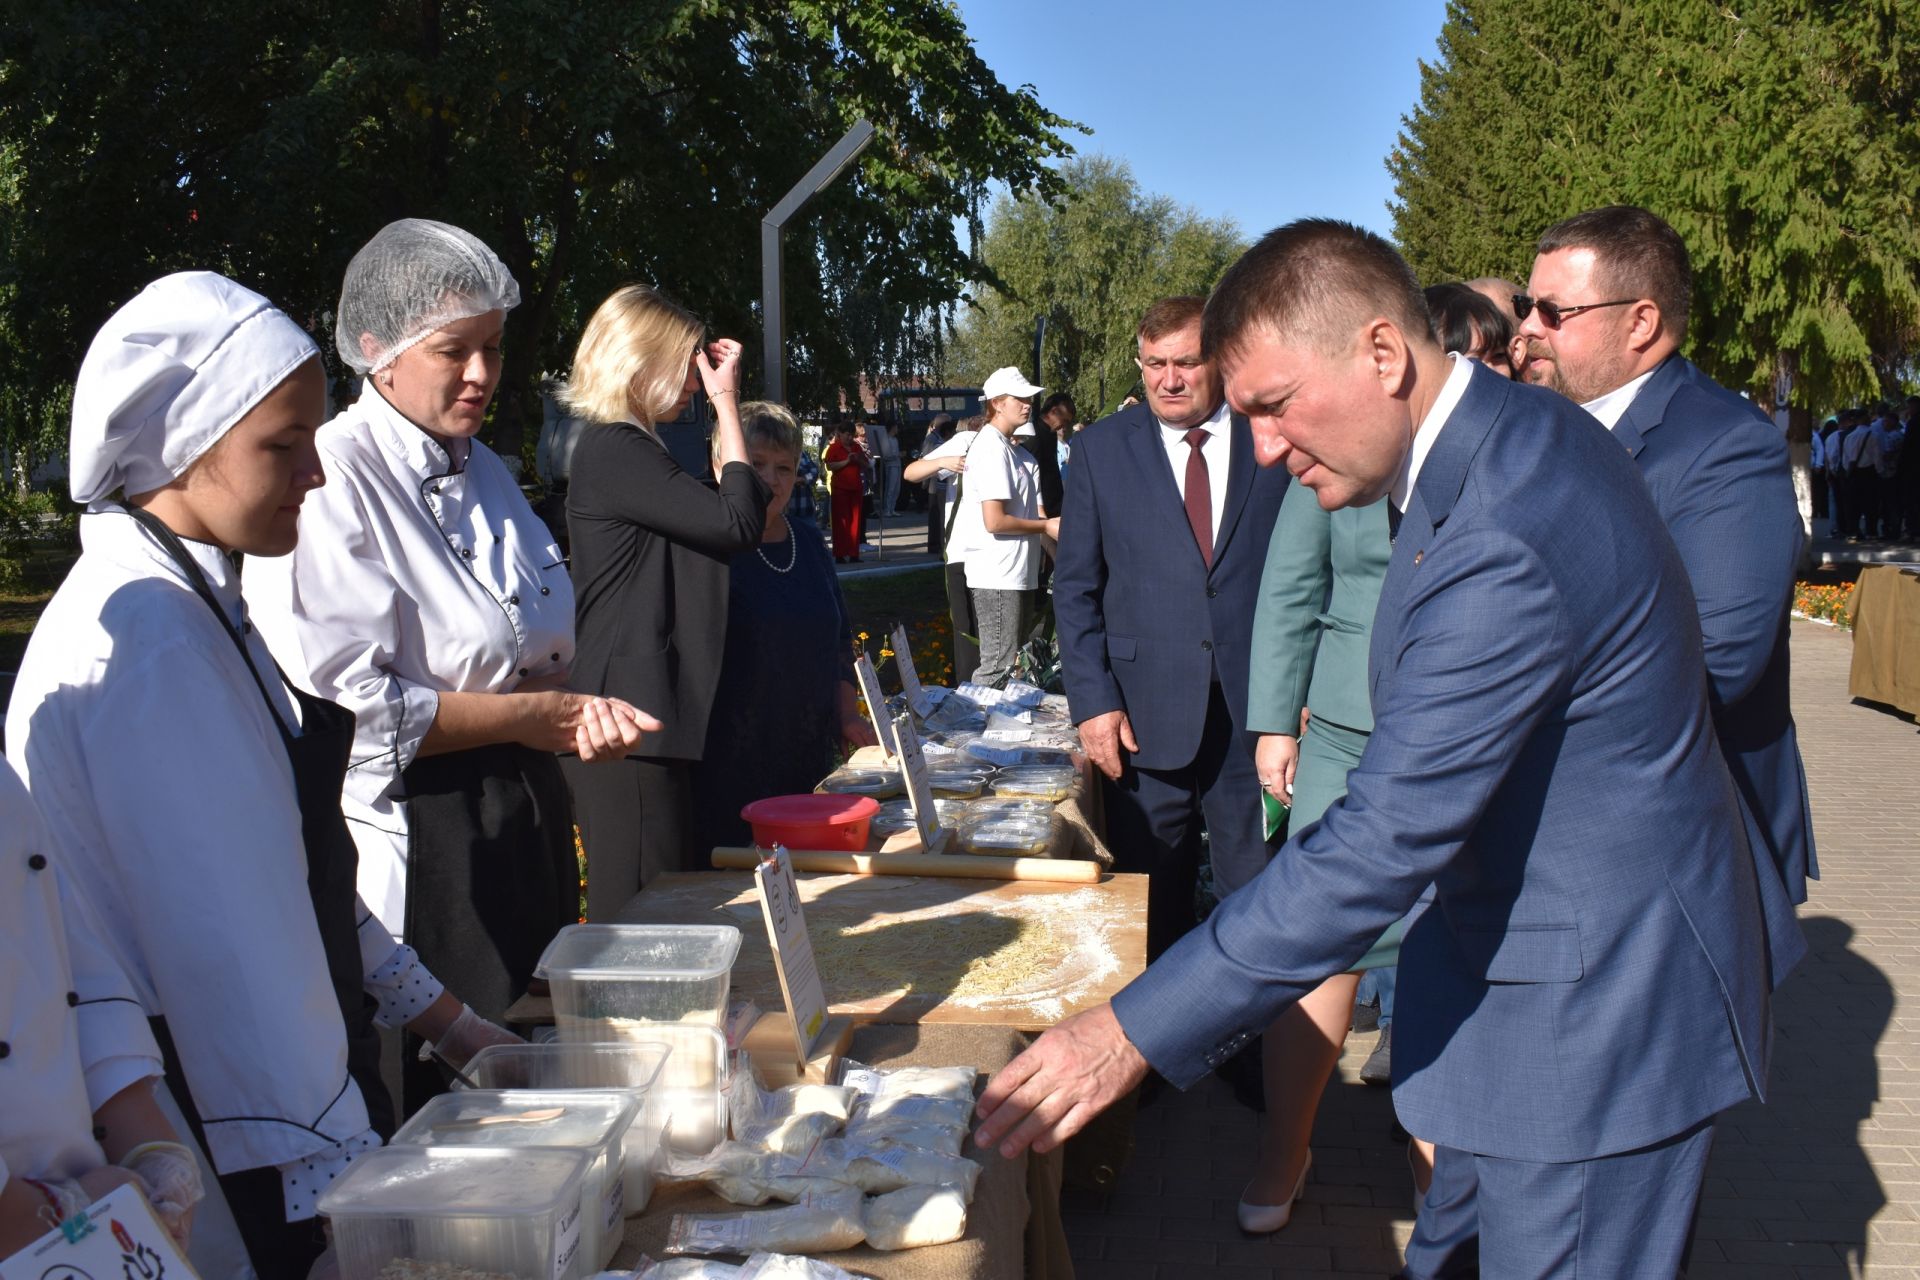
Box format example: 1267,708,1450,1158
1413,549,1424,565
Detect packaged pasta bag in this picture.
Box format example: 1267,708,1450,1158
664,1187,866,1257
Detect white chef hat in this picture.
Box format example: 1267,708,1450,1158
335,219,521,375
70,272,320,505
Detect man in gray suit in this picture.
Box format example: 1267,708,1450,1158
974,219,1782,1276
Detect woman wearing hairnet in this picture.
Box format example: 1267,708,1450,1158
6,272,504,1271
246,222,653,1111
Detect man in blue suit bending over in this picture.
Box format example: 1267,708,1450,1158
1055,295,1289,960
976,220,1789,1277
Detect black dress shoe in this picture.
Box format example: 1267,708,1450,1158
1351,1002,1381,1034
1360,1024,1392,1086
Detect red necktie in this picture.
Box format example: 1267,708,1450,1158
1184,427,1213,566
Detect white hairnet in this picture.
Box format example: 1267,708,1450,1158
70,271,319,505
335,219,521,374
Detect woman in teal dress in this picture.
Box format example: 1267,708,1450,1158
1232,281,1516,1232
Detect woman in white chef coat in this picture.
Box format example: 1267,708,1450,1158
245,221,650,1108
7,272,516,1273
0,758,201,1257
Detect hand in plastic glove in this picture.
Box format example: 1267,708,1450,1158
120,1141,203,1246
420,1003,524,1071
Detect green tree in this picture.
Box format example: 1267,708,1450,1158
949,156,1244,419
1389,0,1920,412
0,0,1080,472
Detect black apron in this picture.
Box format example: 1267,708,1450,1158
124,508,390,1276
397,739,577,1112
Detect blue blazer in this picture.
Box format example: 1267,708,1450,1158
1616,357,1818,929
1112,366,1791,1163
1054,404,1290,770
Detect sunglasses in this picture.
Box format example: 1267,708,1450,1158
1512,295,1637,329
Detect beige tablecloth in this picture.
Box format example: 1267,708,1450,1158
613,1023,1072,1279
1849,564,1920,714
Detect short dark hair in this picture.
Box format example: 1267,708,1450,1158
1137,296,1207,343
1424,282,1515,359
1537,205,1692,339
1202,218,1433,365
1039,392,1077,420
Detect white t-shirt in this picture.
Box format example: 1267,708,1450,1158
921,430,978,559
956,428,1043,591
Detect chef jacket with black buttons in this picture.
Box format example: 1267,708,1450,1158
6,511,441,1206
0,755,163,1197
245,387,575,939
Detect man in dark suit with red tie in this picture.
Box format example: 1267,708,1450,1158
1055,296,1292,960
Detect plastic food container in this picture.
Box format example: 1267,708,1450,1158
456,1042,672,1212
989,763,1080,802
869,797,969,837
815,768,904,800
740,794,879,850
926,766,994,799
962,797,1055,822
392,1090,637,1267
537,924,740,1029
957,810,1065,857
318,1145,590,1280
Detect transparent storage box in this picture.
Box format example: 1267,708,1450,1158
537,924,740,1029
989,763,1079,802
815,768,903,799
956,810,1066,857
317,1145,590,1280
456,1042,671,1212
391,1090,637,1268
869,796,968,837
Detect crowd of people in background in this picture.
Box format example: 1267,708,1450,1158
1813,399,1920,542
3,203,1818,1279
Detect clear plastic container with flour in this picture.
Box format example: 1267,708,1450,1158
536,925,739,1158
317,1145,591,1280
391,1090,637,1269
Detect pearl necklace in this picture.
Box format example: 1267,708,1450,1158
757,520,797,573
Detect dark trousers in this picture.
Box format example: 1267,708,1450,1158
1399,1118,1716,1279
926,492,946,558
1830,473,1849,536
1851,470,1878,536
1100,682,1274,960
1811,468,1828,520
564,754,696,921
944,559,981,685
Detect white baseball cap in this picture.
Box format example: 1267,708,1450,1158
982,366,1044,400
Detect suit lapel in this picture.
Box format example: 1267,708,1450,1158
1207,413,1259,570
1614,354,1688,461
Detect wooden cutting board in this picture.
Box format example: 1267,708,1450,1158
506,870,1147,1033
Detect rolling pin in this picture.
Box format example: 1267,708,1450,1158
711,847,1102,884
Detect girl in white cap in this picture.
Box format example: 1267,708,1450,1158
6,271,515,1272
952,367,1059,686
243,221,651,1110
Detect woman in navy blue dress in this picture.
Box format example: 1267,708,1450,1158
693,403,879,854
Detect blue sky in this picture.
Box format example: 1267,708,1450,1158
953,0,1451,240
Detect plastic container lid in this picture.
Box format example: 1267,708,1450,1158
394,1089,636,1151
816,769,904,798
458,1041,672,1095
535,924,741,983
870,797,968,836
318,1144,588,1218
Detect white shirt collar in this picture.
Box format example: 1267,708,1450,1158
359,386,471,477
86,508,245,622
1392,353,1474,513
1581,366,1659,431
1156,398,1231,441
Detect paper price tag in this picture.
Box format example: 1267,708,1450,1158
0,1183,199,1280
892,711,950,853
891,623,934,718
853,651,896,758
755,846,831,1062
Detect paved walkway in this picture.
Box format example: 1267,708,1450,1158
1061,620,1920,1278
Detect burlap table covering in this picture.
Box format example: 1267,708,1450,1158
1849,564,1920,715
613,1022,1072,1279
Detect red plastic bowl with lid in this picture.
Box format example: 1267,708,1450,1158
740,794,880,851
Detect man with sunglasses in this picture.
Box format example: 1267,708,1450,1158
1518,204,1814,941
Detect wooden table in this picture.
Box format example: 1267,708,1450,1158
509,871,1148,1033
1850,563,1920,714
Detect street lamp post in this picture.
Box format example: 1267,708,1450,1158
761,120,877,406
